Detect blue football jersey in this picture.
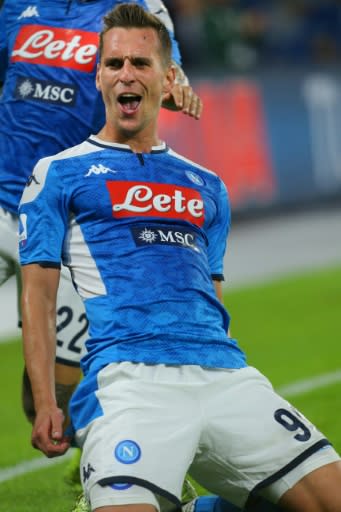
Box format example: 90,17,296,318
0,0,181,213
19,136,247,377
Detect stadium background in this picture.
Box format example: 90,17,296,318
1,0,341,510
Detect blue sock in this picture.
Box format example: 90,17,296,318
193,496,280,512
194,496,240,512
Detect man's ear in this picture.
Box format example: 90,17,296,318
162,64,176,96
95,63,101,91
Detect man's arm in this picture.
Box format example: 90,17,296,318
213,280,232,337
148,1,203,119
213,280,223,303
21,264,70,457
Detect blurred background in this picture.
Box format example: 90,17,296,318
158,0,341,290
160,0,341,214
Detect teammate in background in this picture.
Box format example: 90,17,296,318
0,0,202,424
19,4,341,512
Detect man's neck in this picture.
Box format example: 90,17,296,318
96,127,162,154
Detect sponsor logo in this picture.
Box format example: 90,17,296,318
15,76,77,105
18,5,39,19
85,164,117,177
114,440,141,464
18,214,28,245
106,181,204,226
11,25,98,72
131,226,200,252
82,463,95,483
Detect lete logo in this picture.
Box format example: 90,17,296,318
106,181,205,226
11,25,98,72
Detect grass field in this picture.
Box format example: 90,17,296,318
1,263,340,511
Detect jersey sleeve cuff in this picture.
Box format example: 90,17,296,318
21,261,61,269
211,273,225,281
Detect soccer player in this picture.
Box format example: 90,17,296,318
0,0,202,423
19,4,341,512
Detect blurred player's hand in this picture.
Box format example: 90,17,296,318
162,83,203,120
162,63,203,119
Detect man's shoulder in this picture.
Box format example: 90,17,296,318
40,138,102,167
166,147,221,181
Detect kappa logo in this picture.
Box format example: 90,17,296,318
85,164,117,177
82,463,95,483
106,181,205,226
18,5,39,19
26,174,40,186
11,25,98,72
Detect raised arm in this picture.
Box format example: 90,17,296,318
148,0,203,119
21,263,70,457
162,62,203,119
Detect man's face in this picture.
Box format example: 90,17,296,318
96,27,174,141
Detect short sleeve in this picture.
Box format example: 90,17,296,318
18,158,69,267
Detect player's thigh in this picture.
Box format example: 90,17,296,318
93,500,158,512
0,207,18,285
76,363,201,510
278,459,341,511
55,266,89,366
189,367,339,508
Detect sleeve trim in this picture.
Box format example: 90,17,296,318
21,261,61,269
212,274,225,282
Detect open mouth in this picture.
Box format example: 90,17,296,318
118,93,142,114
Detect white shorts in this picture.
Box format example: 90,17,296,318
75,363,340,510
0,207,88,365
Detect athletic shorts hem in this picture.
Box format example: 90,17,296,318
247,442,340,504
98,476,181,508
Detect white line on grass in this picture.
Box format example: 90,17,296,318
1,369,341,485
277,369,341,397
0,450,73,484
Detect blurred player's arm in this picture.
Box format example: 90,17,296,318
151,1,202,119
162,62,203,120
21,263,70,457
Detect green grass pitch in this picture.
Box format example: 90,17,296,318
1,264,340,510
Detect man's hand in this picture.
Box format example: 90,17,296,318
162,82,203,120
31,405,70,458
162,62,203,119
